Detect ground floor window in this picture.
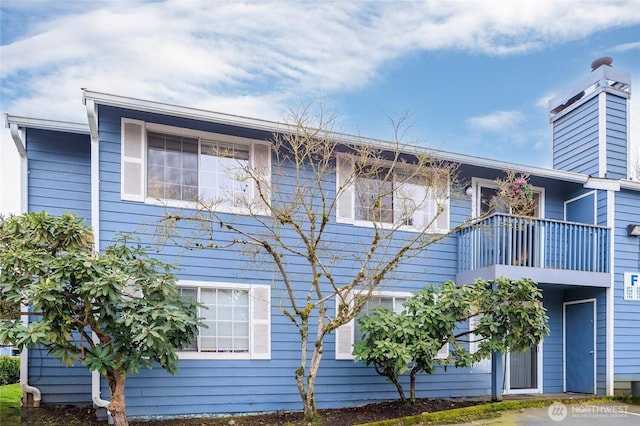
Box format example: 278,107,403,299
178,281,270,360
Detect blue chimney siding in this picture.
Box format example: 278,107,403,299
604,94,628,180
552,95,600,176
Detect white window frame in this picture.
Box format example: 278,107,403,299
468,315,491,372
336,155,450,233
177,281,270,360
121,119,271,215
335,290,449,360
472,177,545,218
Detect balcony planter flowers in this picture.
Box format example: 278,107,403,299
496,171,535,216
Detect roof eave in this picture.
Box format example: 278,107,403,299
80,89,590,184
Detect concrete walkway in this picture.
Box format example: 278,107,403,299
447,397,640,425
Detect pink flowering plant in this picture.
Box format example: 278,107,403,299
496,171,535,216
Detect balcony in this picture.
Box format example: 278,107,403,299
456,214,611,287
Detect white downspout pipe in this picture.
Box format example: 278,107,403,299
84,98,111,413
7,120,42,407
19,304,41,407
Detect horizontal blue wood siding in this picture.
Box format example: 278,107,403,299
552,96,599,176
613,190,640,381
26,347,93,406
26,128,91,224
95,105,493,418
541,287,563,393
26,128,93,406
604,93,628,179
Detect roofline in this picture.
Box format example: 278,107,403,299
621,179,640,191
81,89,590,184
5,114,89,134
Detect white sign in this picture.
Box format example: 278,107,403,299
624,272,640,301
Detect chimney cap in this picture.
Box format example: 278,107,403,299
591,57,613,71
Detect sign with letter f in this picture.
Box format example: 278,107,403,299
624,272,640,301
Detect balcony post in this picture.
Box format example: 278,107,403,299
491,351,504,401
491,280,503,401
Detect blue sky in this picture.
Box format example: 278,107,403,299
1,0,639,212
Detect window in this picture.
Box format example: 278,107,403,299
336,156,449,232
475,180,544,218
354,295,407,343
177,281,270,359
468,315,491,372
121,119,270,213
335,291,449,360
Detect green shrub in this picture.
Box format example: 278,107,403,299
0,355,20,385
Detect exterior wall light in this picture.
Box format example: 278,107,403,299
627,225,640,237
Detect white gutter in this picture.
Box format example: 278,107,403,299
84,98,111,411
6,117,42,407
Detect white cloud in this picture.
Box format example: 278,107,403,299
466,110,525,132
611,41,640,52
2,0,640,122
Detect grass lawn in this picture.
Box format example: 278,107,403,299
0,383,21,425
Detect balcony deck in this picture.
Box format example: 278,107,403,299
456,214,611,287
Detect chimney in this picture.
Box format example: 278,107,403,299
549,58,631,179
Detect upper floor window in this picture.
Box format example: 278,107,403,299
121,119,270,213
177,281,270,360
336,156,450,233
474,179,544,218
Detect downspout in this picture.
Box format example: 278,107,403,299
606,189,615,395
84,97,111,412
7,119,42,407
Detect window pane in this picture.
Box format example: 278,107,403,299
234,337,249,351
217,337,233,351
355,176,393,223
146,131,198,201
185,287,250,353
235,322,249,337
182,186,198,202
201,288,217,305
147,147,165,166
200,139,251,207
179,288,198,351
182,152,197,170
218,320,233,336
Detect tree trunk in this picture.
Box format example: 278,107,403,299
106,370,129,426
303,338,324,423
295,317,313,422
390,374,407,404
409,368,417,404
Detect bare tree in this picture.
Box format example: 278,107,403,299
160,106,461,422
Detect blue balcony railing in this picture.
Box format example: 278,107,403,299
458,214,610,273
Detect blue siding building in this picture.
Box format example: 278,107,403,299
5,59,640,420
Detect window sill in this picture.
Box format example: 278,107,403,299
177,351,252,360
138,197,270,216
336,218,448,234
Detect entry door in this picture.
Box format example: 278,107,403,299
564,299,596,393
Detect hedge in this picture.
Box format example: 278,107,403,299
0,355,20,385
